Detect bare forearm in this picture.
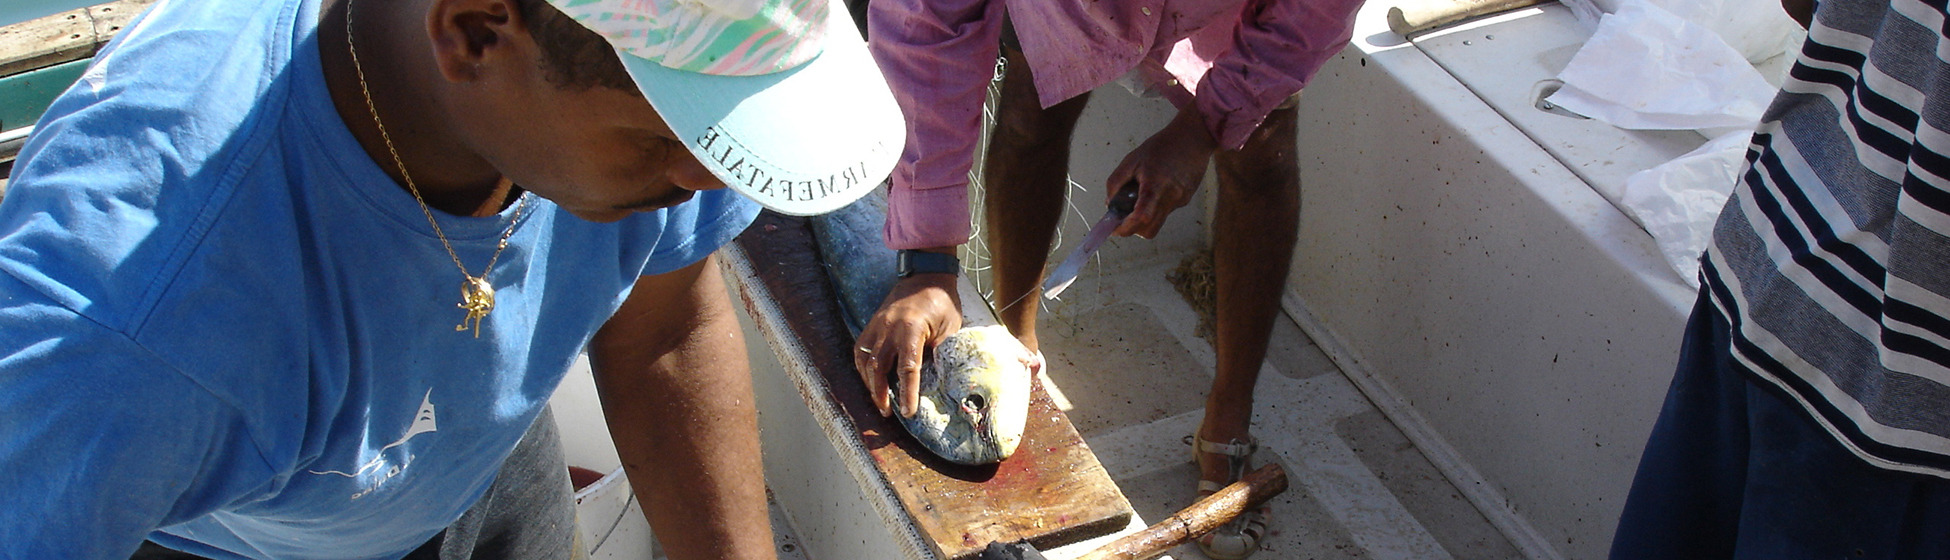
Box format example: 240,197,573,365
591,259,775,560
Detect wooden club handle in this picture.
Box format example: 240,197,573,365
1072,463,1289,560
1387,0,1548,37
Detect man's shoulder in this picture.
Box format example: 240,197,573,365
7,0,314,224
31,0,308,163
0,0,320,325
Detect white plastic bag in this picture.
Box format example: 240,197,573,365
1545,0,1795,286
1620,130,1753,286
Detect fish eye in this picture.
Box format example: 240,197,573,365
961,394,986,412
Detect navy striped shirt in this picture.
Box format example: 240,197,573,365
1707,0,1950,476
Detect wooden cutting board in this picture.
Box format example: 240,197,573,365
732,211,1134,560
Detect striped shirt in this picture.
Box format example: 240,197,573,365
1706,0,1950,477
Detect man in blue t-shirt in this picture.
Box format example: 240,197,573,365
0,0,902,558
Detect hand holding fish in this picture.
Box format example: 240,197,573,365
1107,104,1220,239
855,272,963,417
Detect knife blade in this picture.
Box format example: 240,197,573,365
1041,183,1140,299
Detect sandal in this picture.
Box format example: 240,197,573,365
1191,435,1269,560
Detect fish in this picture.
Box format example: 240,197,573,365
809,188,899,337
810,189,1033,465
896,325,1034,465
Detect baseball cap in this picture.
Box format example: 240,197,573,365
544,0,903,216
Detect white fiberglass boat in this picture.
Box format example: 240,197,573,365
0,1,1792,558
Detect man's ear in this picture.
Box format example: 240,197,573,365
425,0,529,83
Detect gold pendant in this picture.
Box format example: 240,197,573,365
456,276,495,338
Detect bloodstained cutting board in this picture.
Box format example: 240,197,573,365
732,211,1134,560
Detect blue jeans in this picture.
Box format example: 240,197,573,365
1609,293,1950,559
134,407,583,560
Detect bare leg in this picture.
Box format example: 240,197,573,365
1197,104,1300,484
985,45,1090,355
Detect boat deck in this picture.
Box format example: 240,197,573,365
583,249,1531,560
981,253,1526,560
0,1,1683,558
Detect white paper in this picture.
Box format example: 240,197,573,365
1578,0,1804,65
1648,0,1803,66
1559,0,1604,30
1620,130,1752,286
1545,0,1777,132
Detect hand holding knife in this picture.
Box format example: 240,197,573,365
1040,182,1140,299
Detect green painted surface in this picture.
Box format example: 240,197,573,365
0,58,87,132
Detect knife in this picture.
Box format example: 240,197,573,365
1041,182,1140,299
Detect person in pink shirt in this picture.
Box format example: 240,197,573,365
852,0,1361,557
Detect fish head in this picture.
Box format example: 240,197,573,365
898,325,1034,465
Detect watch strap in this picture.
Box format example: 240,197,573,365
898,250,960,277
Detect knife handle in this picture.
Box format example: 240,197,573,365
1109,181,1140,217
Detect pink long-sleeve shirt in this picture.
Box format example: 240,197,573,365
868,0,1365,250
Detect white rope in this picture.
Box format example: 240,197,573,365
965,54,1096,323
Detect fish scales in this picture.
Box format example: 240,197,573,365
808,190,897,337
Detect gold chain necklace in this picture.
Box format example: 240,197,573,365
345,1,526,338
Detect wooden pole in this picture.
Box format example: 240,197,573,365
1071,463,1289,560
1386,0,1549,37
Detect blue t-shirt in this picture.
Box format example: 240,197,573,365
0,0,760,557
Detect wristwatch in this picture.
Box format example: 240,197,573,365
896,250,960,278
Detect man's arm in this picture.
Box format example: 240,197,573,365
1193,0,1365,151
1111,0,1365,236
854,0,1003,417
868,0,1006,251
0,289,269,559
588,254,775,560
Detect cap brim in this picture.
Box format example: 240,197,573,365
617,3,903,217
